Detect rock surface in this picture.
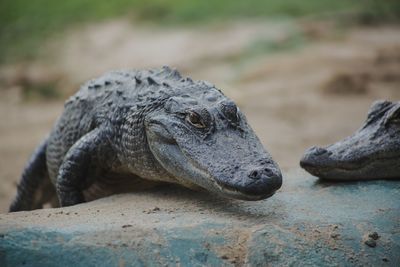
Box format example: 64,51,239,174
0,171,399,266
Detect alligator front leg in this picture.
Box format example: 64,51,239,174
56,129,111,207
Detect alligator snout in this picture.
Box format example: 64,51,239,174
300,146,339,178
300,146,332,169
241,164,282,197
248,167,275,180
214,160,282,200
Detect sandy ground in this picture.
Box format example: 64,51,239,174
0,20,399,212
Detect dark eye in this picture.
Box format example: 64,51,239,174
221,101,240,123
365,102,395,127
389,108,400,124
391,118,400,124
186,111,206,129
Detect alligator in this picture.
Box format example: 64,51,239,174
9,66,282,212
300,100,400,180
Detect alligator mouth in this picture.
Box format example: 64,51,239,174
188,159,274,200
149,127,277,200
179,148,276,200
214,181,276,200
302,154,400,173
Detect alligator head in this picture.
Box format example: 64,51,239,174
145,84,282,200
300,100,400,180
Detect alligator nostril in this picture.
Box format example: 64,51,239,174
249,170,260,180
313,147,328,156
249,167,278,180
264,168,274,177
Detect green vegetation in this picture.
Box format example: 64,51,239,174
22,82,61,100
1,0,399,63
214,28,309,68
245,30,308,57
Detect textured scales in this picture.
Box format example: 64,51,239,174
10,67,282,212
300,100,400,180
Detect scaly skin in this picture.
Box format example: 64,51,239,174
300,100,400,180
10,67,282,212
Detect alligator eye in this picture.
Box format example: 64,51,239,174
385,106,400,125
390,111,400,123
221,101,240,123
186,111,206,129
391,118,400,124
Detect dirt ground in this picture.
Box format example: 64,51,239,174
0,20,399,213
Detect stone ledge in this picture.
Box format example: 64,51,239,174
1,170,399,266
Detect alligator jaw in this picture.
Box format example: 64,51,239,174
182,148,282,201
300,154,400,180
214,181,278,201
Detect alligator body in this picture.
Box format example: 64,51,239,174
10,67,282,212
300,100,400,180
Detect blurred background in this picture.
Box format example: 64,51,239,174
0,0,399,211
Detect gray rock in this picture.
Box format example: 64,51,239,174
1,172,399,266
